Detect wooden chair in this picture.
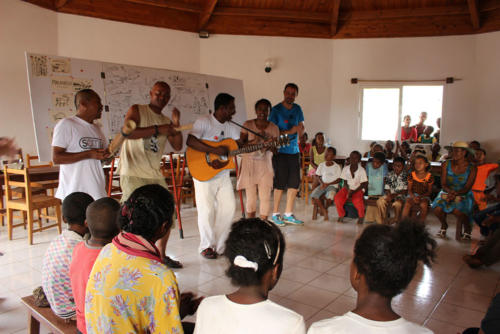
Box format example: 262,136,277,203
107,157,122,200
300,153,313,204
4,166,62,245
162,154,196,207
25,154,59,196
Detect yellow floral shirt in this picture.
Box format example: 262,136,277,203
85,243,183,334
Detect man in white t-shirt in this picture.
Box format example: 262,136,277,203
52,89,109,201
186,93,240,259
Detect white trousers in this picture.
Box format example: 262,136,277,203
194,176,236,254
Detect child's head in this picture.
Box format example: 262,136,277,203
62,192,94,226
119,184,175,242
349,150,362,165
419,111,428,123
469,140,481,150
225,218,285,289
372,144,383,154
369,141,377,149
385,140,394,152
351,219,436,299
371,152,386,169
393,157,405,174
403,115,411,126
325,147,336,162
401,141,410,152
254,99,271,120
300,132,308,144
86,197,120,240
475,148,486,164
312,132,324,147
413,154,430,172
424,126,434,136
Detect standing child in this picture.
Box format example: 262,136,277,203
311,147,342,221
308,219,436,334
41,192,94,320
376,157,408,224
70,197,120,334
471,148,499,211
334,151,368,224
402,155,434,223
194,218,306,334
418,126,436,144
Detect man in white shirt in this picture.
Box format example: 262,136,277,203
52,89,109,201
186,93,240,259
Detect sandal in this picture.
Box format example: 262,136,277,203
461,233,472,241
201,248,217,260
163,256,183,269
436,229,447,239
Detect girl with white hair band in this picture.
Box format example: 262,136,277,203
194,218,305,334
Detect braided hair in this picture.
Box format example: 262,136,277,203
119,184,174,240
224,218,286,286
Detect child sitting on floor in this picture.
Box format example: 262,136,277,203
376,157,408,225
418,126,436,144
41,192,94,319
194,218,306,334
335,151,368,224
402,155,434,223
69,197,120,334
308,219,436,334
311,147,342,221
472,148,499,211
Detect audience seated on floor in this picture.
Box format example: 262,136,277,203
311,147,342,221
194,218,306,334
402,155,433,224
41,192,94,320
69,197,120,334
85,185,201,334
335,151,368,224
376,156,408,224
307,219,436,334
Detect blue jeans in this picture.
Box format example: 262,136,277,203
474,203,500,236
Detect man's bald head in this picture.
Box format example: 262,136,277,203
86,197,120,239
153,81,170,90
74,89,99,109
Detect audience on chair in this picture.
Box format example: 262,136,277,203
308,132,327,189
194,218,306,334
402,155,433,223
41,192,94,320
473,175,500,243
376,156,408,224
384,140,395,160
69,197,120,334
311,147,342,221
472,149,499,212
299,132,311,157
308,219,436,334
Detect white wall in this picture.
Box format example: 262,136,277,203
1,0,499,160
0,0,57,154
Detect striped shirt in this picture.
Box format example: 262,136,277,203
42,230,83,319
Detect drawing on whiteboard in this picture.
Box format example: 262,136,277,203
52,92,73,110
30,55,48,77
51,76,73,91
73,78,93,91
102,63,210,133
49,109,71,124
50,58,71,74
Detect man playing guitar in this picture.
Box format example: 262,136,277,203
186,93,240,259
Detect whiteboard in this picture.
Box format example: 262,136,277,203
25,53,246,161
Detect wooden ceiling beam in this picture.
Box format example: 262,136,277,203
331,0,341,36
54,0,70,9
125,0,200,13
212,7,330,23
343,5,469,20
199,0,218,30
467,0,481,29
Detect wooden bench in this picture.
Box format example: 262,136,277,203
21,295,76,334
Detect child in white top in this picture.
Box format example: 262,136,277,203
308,219,436,334
311,147,342,221
194,218,306,334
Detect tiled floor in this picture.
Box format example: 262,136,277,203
1,196,499,334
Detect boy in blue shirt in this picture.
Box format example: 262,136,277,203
269,83,305,226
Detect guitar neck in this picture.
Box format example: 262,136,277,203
229,141,274,156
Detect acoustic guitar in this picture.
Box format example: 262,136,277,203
186,135,290,181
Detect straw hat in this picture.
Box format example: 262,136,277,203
444,141,475,155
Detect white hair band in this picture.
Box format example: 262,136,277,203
234,255,258,272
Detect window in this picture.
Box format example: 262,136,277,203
360,85,443,141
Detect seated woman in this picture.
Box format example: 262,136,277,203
237,99,279,221
432,142,477,241
400,115,418,143
194,218,306,334
308,219,436,334
402,155,434,224
85,185,201,334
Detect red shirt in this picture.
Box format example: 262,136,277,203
69,241,103,334
400,126,418,142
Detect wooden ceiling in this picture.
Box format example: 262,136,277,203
24,0,500,39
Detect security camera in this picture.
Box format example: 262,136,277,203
265,60,273,73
